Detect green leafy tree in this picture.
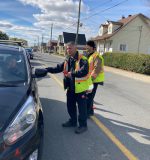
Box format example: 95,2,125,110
0,31,9,40
10,37,28,46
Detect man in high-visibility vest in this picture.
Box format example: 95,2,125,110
35,41,92,134
86,40,104,118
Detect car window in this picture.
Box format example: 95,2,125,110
25,48,32,53
0,51,28,84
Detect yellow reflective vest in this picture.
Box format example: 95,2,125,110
64,54,92,93
88,52,104,83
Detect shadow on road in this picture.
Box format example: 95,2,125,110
94,112,150,160
40,97,150,160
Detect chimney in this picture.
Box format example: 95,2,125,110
128,15,132,17
122,15,125,19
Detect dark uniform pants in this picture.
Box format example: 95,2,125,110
66,90,87,127
87,83,98,116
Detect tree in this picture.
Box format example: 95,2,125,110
0,31,9,40
10,37,28,46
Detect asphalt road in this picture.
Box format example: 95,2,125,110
32,53,150,160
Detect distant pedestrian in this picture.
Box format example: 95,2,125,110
86,40,104,117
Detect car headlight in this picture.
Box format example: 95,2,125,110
3,96,36,145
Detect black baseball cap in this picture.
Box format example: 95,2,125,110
86,40,96,48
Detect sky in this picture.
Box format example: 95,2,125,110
0,0,150,46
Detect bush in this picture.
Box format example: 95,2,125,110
103,52,150,75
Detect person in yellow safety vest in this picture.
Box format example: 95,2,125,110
35,41,92,134
86,40,104,118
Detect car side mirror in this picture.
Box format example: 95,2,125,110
34,68,47,78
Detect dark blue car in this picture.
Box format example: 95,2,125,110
0,43,43,160
25,48,33,59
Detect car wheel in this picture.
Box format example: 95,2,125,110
28,124,44,160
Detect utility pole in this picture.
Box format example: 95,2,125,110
50,23,53,42
37,35,39,52
50,23,53,52
75,0,81,45
137,26,142,54
34,39,36,47
41,34,44,53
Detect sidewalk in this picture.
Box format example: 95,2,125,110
105,66,150,84
35,53,150,84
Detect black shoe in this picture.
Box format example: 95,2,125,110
75,126,88,134
62,121,77,127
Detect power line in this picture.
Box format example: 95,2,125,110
64,0,112,30
63,0,128,31
82,0,128,21
88,0,112,12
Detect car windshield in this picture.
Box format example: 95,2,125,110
0,51,27,84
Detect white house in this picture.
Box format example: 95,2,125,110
92,14,150,55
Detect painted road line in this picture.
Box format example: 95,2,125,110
48,73,138,160
91,116,138,160
37,61,138,160
49,73,64,88
37,62,64,88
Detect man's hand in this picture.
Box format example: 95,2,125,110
66,72,72,78
35,68,48,78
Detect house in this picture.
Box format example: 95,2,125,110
92,13,150,55
57,32,86,55
47,40,58,52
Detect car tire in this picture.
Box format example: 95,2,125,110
37,124,44,160
28,119,44,160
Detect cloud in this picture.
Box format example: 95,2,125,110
18,0,88,32
11,0,97,44
18,0,87,13
0,20,42,39
0,21,14,29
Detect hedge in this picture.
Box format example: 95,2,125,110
103,52,150,75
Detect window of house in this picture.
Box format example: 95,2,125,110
99,27,103,36
120,44,127,51
108,25,112,34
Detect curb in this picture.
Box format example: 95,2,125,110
105,66,150,84
36,53,150,84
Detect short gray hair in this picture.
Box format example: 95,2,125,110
66,41,76,46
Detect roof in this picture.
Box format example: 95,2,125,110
51,40,58,43
48,40,58,43
0,44,24,52
93,13,149,41
63,32,86,45
107,20,123,25
101,24,108,27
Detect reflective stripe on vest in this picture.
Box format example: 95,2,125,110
88,52,104,83
64,60,68,72
75,54,90,83
75,54,93,93
63,54,92,93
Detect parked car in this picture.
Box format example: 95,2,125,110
0,43,44,160
25,48,33,59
